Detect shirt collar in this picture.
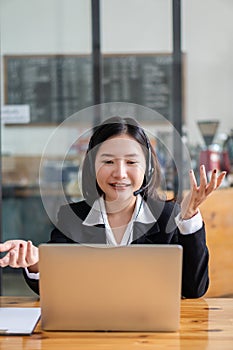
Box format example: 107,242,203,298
83,195,156,227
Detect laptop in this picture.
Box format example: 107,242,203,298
39,244,182,332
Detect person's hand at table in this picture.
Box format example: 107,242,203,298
0,240,39,270
180,165,226,220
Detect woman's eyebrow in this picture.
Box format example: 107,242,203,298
99,153,140,158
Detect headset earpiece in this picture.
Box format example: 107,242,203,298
133,133,154,196
145,135,154,181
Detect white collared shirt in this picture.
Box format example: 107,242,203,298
83,195,203,245
83,195,155,246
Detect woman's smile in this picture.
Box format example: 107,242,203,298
109,182,131,189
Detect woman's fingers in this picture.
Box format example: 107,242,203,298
15,241,38,267
0,253,10,267
3,244,24,268
189,169,197,188
9,249,18,268
197,165,226,197
0,240,38,268
0,240,16,253
200,165,208,185
205,169,226,195
0,241,17,267
199,165,208,197
26,241,38,266
216,171,227,188
181,167,226,219
205,169,218,195
17,242,27,266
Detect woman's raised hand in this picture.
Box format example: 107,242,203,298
0,240,39,269
180,165,226,220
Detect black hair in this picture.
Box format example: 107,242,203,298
81,116,162,203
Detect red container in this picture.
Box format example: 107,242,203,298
199,149,221,172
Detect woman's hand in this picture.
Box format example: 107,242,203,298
0,240,39,269
180,165,226,220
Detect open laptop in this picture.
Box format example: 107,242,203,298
39,244,183,332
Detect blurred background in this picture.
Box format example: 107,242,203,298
0,0,232,296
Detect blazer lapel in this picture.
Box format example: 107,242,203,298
79,224,106,244
132,221,160,243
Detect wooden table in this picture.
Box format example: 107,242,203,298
0,297,232,349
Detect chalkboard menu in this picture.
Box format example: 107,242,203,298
4,54,173,124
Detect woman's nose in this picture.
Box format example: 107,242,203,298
112,161,127,178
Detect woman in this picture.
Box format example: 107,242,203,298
0,116,226,297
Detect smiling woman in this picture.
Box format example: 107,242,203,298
0,116,226,298
82,116,161,204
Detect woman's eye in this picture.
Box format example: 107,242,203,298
103,160,113,164
127,160,137,165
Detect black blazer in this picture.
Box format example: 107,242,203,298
24,198,209,298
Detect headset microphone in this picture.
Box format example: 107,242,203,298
133,168,154,196
133,184,149,196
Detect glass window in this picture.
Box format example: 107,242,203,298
1,0,92,295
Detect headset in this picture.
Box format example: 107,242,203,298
133,133,154,196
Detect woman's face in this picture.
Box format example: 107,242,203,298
95,134,146,202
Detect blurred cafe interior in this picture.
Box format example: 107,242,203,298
0,0,233,297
